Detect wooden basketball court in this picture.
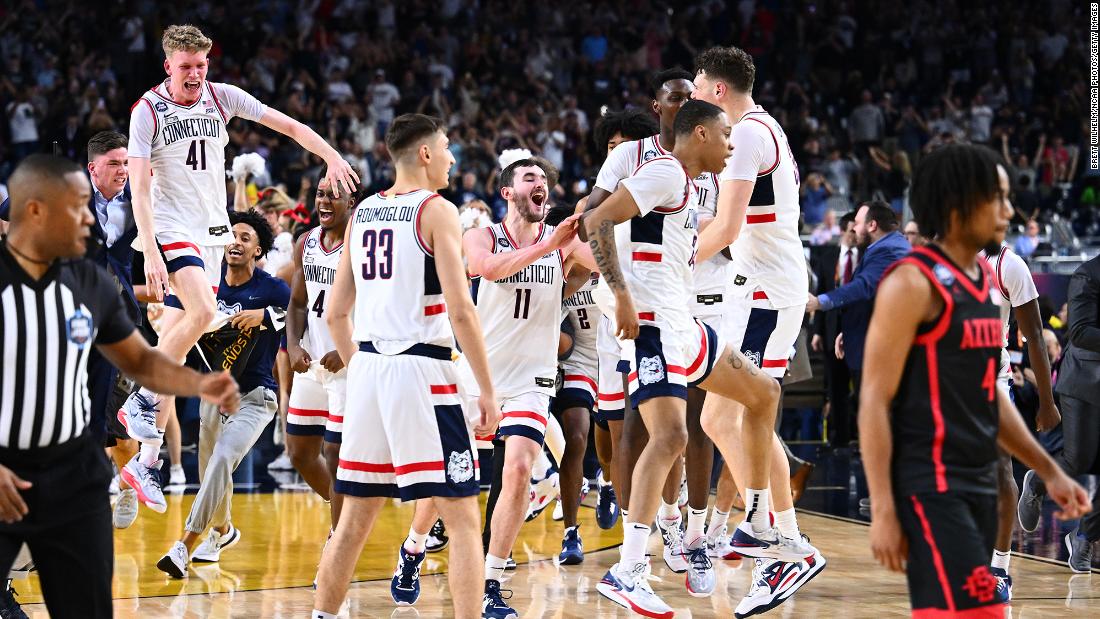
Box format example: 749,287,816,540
13,491,1099,617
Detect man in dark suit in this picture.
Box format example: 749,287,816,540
806,200,911,431
809,211,858,445
1017,254,1100,572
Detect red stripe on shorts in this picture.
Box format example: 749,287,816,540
746,213,777,224
162,241,202,256
761,359,788,368
424,303,447,316
632,251,662,262
503,410,547,425
638,312,655,321
339,459,394,473
289,407,328,417
430,384,458,394
564,374,598,390
752,291,769,300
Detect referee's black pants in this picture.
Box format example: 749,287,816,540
1042,394,1100,541
0,435,113,618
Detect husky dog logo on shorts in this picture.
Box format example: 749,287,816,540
638,355,666,385
745,350,763,368
933,263,956,287
447,450,474,483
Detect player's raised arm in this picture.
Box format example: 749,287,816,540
258,107,359,199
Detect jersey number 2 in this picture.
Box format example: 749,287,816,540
186,140,207,171
361,229,394,280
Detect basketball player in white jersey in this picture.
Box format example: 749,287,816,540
117,25,359,511
588,70,722,584
585,100,812,617
691,45,828,616
312,114,497,619
285,167,359,534
464,158,593,618
981,241,1058,599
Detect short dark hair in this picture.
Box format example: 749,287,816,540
863,200,899,232
839,210,857,231
229,208,275,259
592,109,659,153
7,154,84,220
673,99,724,138
650,68,694,95
694,46,755,94
909,144,1003,240
317,162,367,204
87,131,127,161
384,114,444,161
499,158,544,190
544,203,574,227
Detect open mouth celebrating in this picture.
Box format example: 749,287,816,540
226,246,245,259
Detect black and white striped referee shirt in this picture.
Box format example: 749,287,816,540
0,240,134,455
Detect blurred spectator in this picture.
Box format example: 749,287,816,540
1015,219,1041,257
848,90,884,152
868,147,910,214
801,172,833,229
367,69,400,136
810,208,840,246
458,199,493,232
902,220,927,247
5,90,40,162
823,148,860,204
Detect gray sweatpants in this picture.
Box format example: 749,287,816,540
184,386,277,535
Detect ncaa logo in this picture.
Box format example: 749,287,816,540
642,150,658,162
154,101,168,112
306,237,318,249
933,263,955,287
497,237,509,248
447,450,474,483
67,310,92,349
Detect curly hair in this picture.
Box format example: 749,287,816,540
592,109,659,154
162,24,213,56
229,208,275,259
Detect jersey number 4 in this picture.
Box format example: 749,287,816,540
312,290,326,318
186,140,208,171
361,229,394,280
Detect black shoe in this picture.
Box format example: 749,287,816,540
1017,470,1045,533
0,583,29,619
425,518,449,553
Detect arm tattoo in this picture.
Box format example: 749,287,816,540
589,219,628,292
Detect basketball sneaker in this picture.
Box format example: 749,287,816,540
266,451,293,471
113,488,138,529
734,551,827,618
120,456,166,513
157,541,189,579
0,581,27,619
706,527,743,562
729,521,815,562
552,478,589,521
558,526,584,565
1065,528,1094,574
525,471,559,522
390,546,425,606
504,555,517,571
482,579,517,619
191,524,241,563
117,392,162,442
595,472,619,529
990,567,1012,602
425,519,449,553
656,517,688,573
684,539,716,597
1017,469,1044,533
169,464,186,487
596,559,673,619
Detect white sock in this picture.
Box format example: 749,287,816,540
531,450,551,480
621,508,629,522
621,521,650,566
708,509,730,541
991,549,1011,571
685,507,708,547
774,508,799,539
543,414,565,466
311,610,337,619
138,437,163,467
658,500,681,523
485,553,508,582
404,527,428,554
744,488,770,532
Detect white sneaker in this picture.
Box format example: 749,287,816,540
657,517,688,573
684,537,716,597
730,521,816,562
113,488,139,529
707,529,744,562
118,391,162,442
734,551,827,618
169,465,186,486
267,451,293,471
120,456,166,513
596,560,672,619
191,524,241,563
157,541,189,579
109,474,120,495
551,477,590,521
525,471,559,521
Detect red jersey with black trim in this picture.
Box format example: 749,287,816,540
889,245,1002,496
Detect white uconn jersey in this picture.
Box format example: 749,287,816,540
475,222,565,397
721,107,808,307
594,134,671,195
350,190,452,350
301,226,343,359
691,172,729,298
563,272,601,369
129,81,266,245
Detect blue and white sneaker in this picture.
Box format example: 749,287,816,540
596,472,620,530
120,455,166,513
117,391,162,442
657,517,688,573
482,579,518,618
735,550,827,618
730,521,815,562
684,539,716,597
558,526,584,565
990,566,1012,602
596,560,673,619
390,546,424,606
525,471,559,522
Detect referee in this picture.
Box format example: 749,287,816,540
0,154,240,618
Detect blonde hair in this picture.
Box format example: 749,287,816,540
162,24,213,57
